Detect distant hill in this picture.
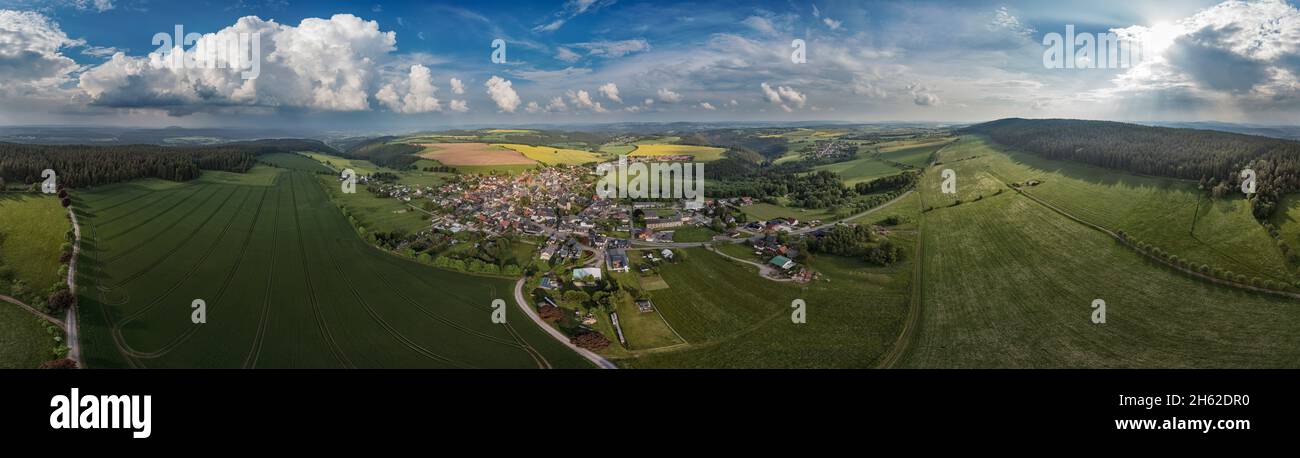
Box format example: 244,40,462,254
964,118,1300,218
1143,121,1300,141
0,126,324,146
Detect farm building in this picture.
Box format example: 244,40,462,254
635,299,655,313
769,255,796,270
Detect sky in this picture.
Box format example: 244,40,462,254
1,0,1298,131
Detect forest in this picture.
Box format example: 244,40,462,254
0,139,333,188
965,118,1300,218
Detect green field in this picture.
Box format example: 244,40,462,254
260,152,335,173
300,152,382,175
599,144,636,156
0,194,69,295
195,165,283,187
738,202,835,222
318,174,430,235
877,139,951,168
670,226,719,243
616,247,910,368
900,136,1300,368
73,169,591,368
629,144,727,162
0,306,51,368
812,156,902,186
933,136,1290,283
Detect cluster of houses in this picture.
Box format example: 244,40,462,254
628,154,694,162
363,180,436,202
802,140,858,161
425,166,590,236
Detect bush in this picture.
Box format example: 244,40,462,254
38,359,78,369
46,289,75,313
570,331,611,350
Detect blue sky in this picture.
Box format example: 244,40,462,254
1,0,1296,131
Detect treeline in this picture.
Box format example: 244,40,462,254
964,118,1300,218
805,224,904,266
854,171,918,194
708,168,857,209
0,139,333,188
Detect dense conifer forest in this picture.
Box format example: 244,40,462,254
0,139,333,188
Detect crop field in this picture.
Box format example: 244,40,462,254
935,136,1290,283
194,166,282,186
616,248,909,368
73,169,591,368
494,143,604,165
599,143,636,156
906,188,1300,368
299,152,382,175
812,155,903,186
417,143,537,166
629,144,727,162
877,139,952,168
0,194,69,295
260,152,335,173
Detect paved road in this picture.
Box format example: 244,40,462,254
65,207,82,367
512,278,617,369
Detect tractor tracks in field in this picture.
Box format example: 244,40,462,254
109,187,255,364
122,188,271,360
106,185,237,264
305,173,551,369
241,186,284,368
311,201,474,369
287,173,355,368
99,186,206,240
876,153,942,369
360,247,549,368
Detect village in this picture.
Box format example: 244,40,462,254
352,162,838,287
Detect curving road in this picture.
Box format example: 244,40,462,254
512,278,617,369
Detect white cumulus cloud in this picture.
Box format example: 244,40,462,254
78,14,397,113
484,75,520,112
376,64,442,113
656,87,682,103
598,82,621,103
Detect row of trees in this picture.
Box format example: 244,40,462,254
1118,230,1296,291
